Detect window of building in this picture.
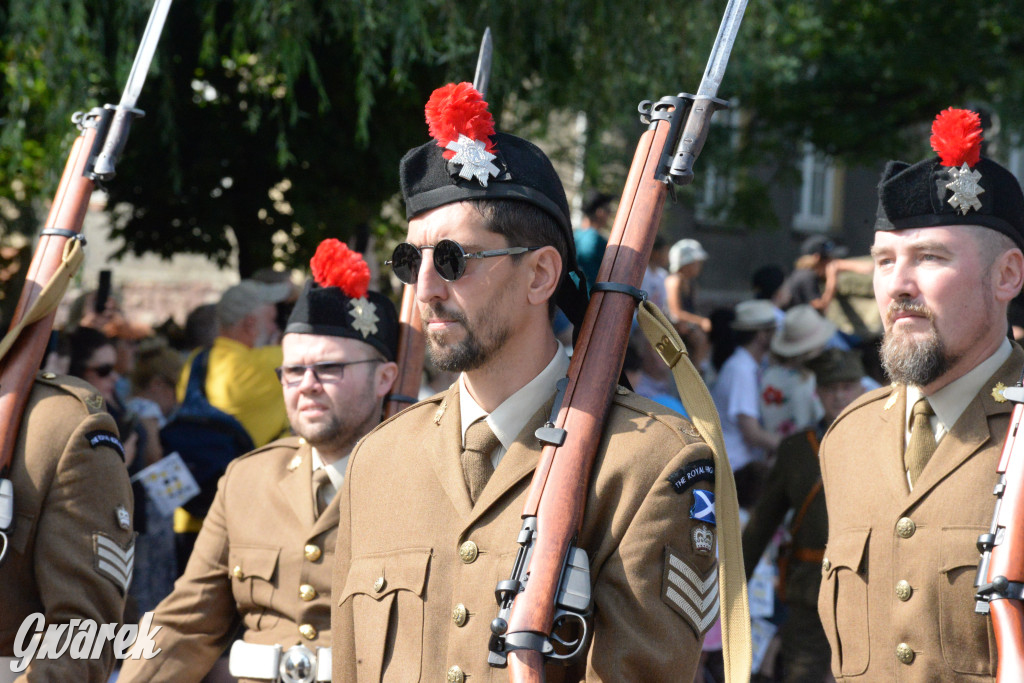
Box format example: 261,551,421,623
793,142,836,233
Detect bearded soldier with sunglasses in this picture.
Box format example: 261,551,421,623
332,83,719,681
120,243,398,683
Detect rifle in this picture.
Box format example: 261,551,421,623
0,0,173,564
975,378,1024,681
488,1,751,681
385,27,493,418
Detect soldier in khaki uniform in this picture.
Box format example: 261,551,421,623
818,107,1024,681
332,83,720,682
119,243,398,683
743,349,865,682
0,373,135,682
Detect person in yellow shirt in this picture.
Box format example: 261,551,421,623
173,279,294,567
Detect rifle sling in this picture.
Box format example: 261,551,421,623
636,300,752,683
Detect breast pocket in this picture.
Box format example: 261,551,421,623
819,528,870,677
938,526,995,676
228,544,280,630
338,547,431,683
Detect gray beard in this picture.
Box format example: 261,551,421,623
880,326,955,387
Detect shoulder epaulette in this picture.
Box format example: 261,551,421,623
35,372,107,415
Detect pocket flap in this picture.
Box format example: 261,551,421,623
228,544,280,581
339,547,432,604
940,526,985,573
825,528,870,578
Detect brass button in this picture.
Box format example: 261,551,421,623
446,665,465,683
896,517,916,539
459,541,479,564
822,558,831,573
452,603,468,627
299,584,317,601
373,576,386,593
231,565,244,579
896,642,915,664
896,580,913,601
299,623,317,641
304,544,322,562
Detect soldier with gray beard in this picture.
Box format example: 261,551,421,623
817,107,1024,682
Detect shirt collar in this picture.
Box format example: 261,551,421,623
459,341,571,450
311,446,346,491
906,337,1012,438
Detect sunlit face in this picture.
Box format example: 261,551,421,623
83,344,119,402
871,226,997,386
280,334,388,453
406,202,528,373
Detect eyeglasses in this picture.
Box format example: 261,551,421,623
275,359,380,387
86,363,116,378
385,239,541,285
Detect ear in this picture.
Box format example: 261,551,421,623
525,246,562,308
375,361,400,399
993,248,1024,303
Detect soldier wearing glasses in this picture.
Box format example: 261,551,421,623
332,83,718,682
119,242,397,683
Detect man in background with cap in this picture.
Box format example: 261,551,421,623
777,235,847,313
818,108,1024,681
171,279,296,572
120,243,398,683
743,348,865,683
332,82,718,682
710,299,781,507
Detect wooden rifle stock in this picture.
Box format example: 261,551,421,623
384,284,424,418
501,113,679,679
977,391,1024,681
0,121,100,479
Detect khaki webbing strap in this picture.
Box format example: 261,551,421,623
0,237,85,363
636,300,751,683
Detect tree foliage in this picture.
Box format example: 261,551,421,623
2,0,1023,273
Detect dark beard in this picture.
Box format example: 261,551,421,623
424,304,510,373
879,301,957,386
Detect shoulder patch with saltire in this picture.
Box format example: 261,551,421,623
690,488,715,525
661,545,719,638
93,532,135,595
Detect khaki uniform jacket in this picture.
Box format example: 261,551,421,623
742,426,827,608
817,346,1024,681
0,374,134,682
332,384,718,682
119,438,337,683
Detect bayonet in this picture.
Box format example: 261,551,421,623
473,27,493,99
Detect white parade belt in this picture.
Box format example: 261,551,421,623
228,641,332,682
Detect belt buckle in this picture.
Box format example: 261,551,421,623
278,644,317,683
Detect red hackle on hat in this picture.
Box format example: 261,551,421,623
930,108,983,169
425,82,496,160
310,239,370,299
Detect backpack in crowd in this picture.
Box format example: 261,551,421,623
159,348,255,518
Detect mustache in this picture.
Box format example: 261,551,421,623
886,300,934,326
421,304,468,326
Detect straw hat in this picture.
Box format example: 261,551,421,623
770,304,837,357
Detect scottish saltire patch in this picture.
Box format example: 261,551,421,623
86,431,124,461
662,545,719,637
93,532,135,595
690,489,715,525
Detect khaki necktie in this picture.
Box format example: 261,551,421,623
312,468,332,518
462,420,500,503
904,398,937,487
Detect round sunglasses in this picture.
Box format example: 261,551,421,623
385,239,540,285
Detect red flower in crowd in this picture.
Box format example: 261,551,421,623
762,386,785,405
310,239,370,299
425,82,496,160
